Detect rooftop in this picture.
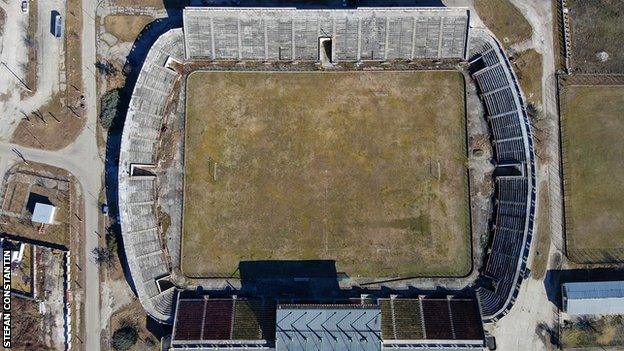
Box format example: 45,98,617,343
564,281,624,315
32,203,56,224
276,304,381,351
565,281,624,300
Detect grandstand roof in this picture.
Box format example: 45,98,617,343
564,281,624,315
379,298,484,342
171,298,275,347
275,304,382,351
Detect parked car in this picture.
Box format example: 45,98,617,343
21,1,29,14
53,12,63,38
101,203,109,215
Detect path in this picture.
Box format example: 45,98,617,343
78,0,102,349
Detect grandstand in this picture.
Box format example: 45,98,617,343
379,298,484,348
183,7,469,61
169,297,485,350
468,32,536,322
118,6,471,325
118,28,185,322
171,298,276,349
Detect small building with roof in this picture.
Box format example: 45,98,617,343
32,202,56,224
563,281,624,315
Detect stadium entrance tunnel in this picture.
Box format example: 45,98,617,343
130,163,157,177
493,163,524,177
318,37,333,66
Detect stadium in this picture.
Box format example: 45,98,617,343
117,6,536,349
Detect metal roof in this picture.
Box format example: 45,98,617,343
276,304,381,351
32,203,56,224
565,281,624,300
564,281,624,315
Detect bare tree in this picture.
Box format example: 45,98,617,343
92,247,114,267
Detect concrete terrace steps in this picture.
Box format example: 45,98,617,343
183,7,469,62
118,28,185,323
470,33,536,321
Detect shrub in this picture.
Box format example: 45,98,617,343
105,225,118,254
111,325,138,351
100,89,121,129
92,247,114,267
96,60,118,76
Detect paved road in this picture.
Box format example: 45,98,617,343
78,0,102,349
0,0,103,348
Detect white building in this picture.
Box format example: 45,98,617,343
563,281,624,315
32,203,57,224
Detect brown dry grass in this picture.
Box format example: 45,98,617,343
561,316,624,348
12,93,86,149
182,71,471,278
10,298,53,350
513,49,543,107
0,167,71,246
474,0,533,49
568,0,624,73
104,14,154,43
109,0,186,8
12,243,34,294
24,0,38,93
531,183,550,280
562,85,624,262
2,182,31,213
107,299,159,351
0,191,70,246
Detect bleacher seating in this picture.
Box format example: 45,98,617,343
118,29,185,323
153,288,177,318
183,8,469,61
470,37,536,321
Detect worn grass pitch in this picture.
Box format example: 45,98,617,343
562,85,624,262
182,71,471,278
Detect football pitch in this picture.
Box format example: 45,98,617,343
181,71,471,278
562,84,624,262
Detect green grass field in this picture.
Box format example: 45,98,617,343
182,71,471,278
562,85,624,262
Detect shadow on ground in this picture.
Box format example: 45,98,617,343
179,259,479,302
544,268,624,309
238,260,340,297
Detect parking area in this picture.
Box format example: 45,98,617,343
0,0,66,140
